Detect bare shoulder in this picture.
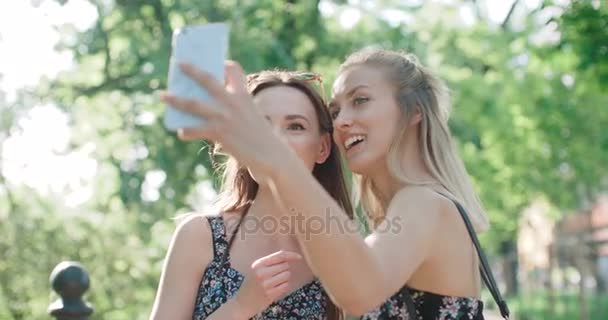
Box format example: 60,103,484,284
172,208,225,237
387,186,454,224
170,208,242,251
174,213,212,238
167,212,217,266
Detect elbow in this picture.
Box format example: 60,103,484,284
332,286,385,317
328,263,391,316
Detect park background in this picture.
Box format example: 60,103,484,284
0,0,607,319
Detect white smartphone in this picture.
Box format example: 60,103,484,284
164,23,229,131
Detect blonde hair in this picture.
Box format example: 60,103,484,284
340,48,489,232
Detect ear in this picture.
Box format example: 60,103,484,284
409,107,423,126
315,133,331,164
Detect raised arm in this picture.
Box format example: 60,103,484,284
266,155,443,315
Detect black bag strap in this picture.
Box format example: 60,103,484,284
439,193,510,319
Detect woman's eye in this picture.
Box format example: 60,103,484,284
330,110,339,120
353,96,369,105
288,123,305,130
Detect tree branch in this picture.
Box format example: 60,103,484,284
469,0,484,21
69,70,142,96
151,0,172,41
501,0,520,30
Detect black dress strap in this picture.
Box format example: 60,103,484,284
206,216,230,260
437,193,510,319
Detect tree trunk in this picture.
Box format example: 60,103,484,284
500,240,519,296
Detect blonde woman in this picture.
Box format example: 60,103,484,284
162,49,508,319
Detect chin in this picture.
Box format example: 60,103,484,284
345,157,374,176
346,149,388,176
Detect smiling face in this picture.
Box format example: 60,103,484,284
329,65,402,175
253,85,330,172
216,70,354,229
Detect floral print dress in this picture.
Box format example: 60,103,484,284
192,216,328,320
361,286,484,319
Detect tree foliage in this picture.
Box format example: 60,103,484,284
0,0,606,318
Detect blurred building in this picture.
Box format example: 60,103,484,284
517,200,554,290
517,195,608,292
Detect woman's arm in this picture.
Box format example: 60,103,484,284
268,154,444,315
149,215,213,320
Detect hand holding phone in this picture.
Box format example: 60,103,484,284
164,23,229,131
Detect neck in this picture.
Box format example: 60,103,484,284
367,165,401,209
248,186,280,219
369,129,437,207
247,185,298,245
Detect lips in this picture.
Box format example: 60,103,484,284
341,133,367,157
344,135,365,150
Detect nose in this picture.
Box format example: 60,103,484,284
334,111,353,131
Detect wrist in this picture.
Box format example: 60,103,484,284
230,293,255,320
258,140,292,185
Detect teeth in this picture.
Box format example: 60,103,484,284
345,135,365,150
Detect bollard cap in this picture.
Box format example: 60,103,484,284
50,261,90,299
48,261,93,319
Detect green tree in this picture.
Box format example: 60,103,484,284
1,0,606,318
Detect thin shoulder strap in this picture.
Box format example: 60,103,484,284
206,216,230,260
439,193,510,319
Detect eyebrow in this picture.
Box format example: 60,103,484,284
264,114,310,124
285,114,310,124
329,85,370,108
346,85,369,98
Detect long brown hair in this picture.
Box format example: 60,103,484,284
339,48,490,232
214,70,353,320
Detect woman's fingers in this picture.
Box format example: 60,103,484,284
177,127,214,141
179,63,233,107
224,60,248,95
251,251,302,302
261,270,291,290
254,262,289,280
161,92,220,120
265,282,290,301
252,250,302,269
